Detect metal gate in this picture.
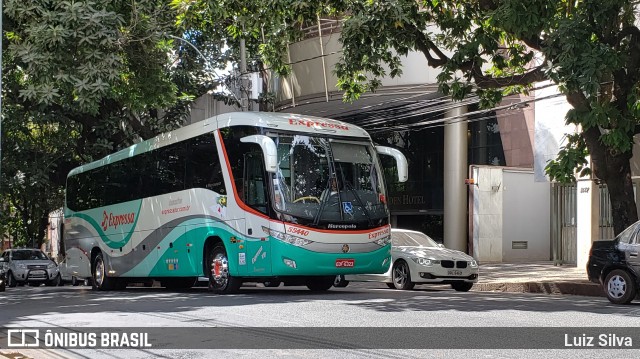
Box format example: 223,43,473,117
550,183,577,264
598,184,615,240
550,182,625,264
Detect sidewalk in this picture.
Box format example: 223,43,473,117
473,261,604,297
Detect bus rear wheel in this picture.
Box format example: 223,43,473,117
92,253,115,291
208,244,242,294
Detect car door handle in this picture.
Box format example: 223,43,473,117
631,252,638,257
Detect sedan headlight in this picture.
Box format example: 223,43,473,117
411,257,433,266
47,263,57,269
469,259,478,268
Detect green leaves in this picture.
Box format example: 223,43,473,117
1,0,217,244
545,133,591,183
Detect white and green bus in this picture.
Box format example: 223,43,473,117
61,112,408,293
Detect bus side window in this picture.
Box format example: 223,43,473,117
244,153,268,214
186,133,226,194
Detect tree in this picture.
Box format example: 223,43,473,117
177,0,640,235
0,0,226,246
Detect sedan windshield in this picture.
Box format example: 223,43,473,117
270,133,387,225
12,250,49,260
392,232,439,248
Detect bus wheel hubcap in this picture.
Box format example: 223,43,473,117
95,259,104,286
211,253,229,286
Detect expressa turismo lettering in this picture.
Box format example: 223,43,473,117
101,211,135,231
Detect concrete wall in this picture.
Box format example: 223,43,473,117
278,31,442,104
471,166,550,262
502,171,551,260
471,166,504,261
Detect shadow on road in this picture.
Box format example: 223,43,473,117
0,283,638,327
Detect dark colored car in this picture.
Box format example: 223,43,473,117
587,220,640,304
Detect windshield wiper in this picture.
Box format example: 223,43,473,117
313,140,342,226
343,181,374,227
312,176,343,226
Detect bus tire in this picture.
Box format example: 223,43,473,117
306,276,334,291
92,253,115,291
208,244,242,294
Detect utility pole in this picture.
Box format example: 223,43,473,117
239,38,249,111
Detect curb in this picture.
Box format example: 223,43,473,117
473,281,604,297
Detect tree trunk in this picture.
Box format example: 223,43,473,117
567,95,639,236
593,150,638,236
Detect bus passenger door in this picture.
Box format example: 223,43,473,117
241,153,273,276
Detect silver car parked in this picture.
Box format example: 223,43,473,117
337,229,479,291
0,249,61,287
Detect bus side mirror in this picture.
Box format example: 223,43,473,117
376,146,408,182
240,135,278,173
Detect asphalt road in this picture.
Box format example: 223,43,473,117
1,282,639,358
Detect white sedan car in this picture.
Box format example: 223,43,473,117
337,229,479,291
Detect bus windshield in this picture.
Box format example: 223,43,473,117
270,133,388,226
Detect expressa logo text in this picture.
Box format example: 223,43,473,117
101,211,136,231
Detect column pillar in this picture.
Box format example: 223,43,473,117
576,179,599,269
443,105,468,252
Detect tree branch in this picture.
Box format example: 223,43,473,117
412,28,449,68
616,26,640,43
470,64,547,88
521,36,543,51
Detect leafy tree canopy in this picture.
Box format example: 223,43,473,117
1,0,227,247
176,0,640,234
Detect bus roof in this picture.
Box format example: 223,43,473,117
67,112,370,177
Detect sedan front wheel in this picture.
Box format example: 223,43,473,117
392,260,415,290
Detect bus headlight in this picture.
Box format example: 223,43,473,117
262,226,313,247
373,235,391,247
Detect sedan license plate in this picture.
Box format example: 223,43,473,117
447,270,463,276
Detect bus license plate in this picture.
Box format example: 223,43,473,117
447,270,462,276
335,259,355,268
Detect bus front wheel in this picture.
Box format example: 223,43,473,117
208,244,242,294
306,276,334,291
92,253,115,291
